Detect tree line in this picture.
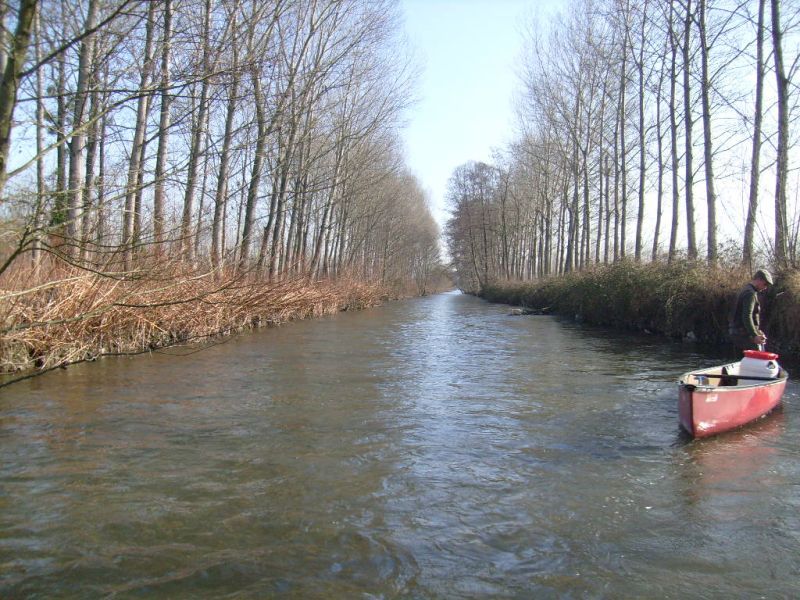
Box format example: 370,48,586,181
0,0,442,295
446,0,800,292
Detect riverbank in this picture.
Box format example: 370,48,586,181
0,261,409,381
480,261,800,353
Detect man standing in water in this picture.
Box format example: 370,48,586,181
729,269,773,352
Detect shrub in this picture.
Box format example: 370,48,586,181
479,261,789,347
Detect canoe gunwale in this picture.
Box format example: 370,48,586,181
678,368,788,393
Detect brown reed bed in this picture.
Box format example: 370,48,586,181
481,261,800,352
0,259,391,381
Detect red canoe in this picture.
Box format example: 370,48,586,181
678,351,788,438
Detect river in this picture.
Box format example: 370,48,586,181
2,291,799,598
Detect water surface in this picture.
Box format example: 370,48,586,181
2,292,799,598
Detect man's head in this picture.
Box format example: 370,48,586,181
753,269,773,291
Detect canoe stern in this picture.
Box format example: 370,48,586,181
678,384,696,436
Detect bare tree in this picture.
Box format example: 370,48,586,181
152,0,173,249
771,0,789,266
180,0,213,262
0,0,38,197
743,0,766,268
667,0,681,262
697,0,717,263
65,0,98,253
682,0,698,260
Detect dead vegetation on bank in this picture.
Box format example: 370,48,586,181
481,261,800,352
0,260,391,380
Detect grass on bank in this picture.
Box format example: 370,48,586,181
481,261,800,352
0,260,392,378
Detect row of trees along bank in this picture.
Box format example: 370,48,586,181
446,0,800,294
0,0,448,379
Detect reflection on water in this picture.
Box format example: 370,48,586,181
1,291,799,598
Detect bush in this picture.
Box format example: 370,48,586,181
479,261,790,346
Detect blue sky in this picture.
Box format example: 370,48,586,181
400,0,564,226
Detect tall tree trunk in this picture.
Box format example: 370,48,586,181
53,17,67,232
81,39,101,263
257,183,278,272
682,0,698,259
239,65,267,269
290,113,313,273
269,148,297,279
565,171,577,272
744,0,766,267
0,0,37,198
544,190,552,275
634,2,647,261
566,97,580,273
652,56,665,261
771,0,789,266
0,2,8,77
613,120,620,260
152,0,172,249
66,0,98,253
123,0,156,266
133,92,153,251
619,35,628,260
581,150,590,268
181,0,212,262
698,0,717,263
500,173,509,277
668,0,680,262
287,126,312,274
742,0,767,268
194,119,212,257
309,148,343,276
299,174,312,273
558,189,567,274
96,64,109,248
595,96,605,264
33,6,45,265
604,153,611,263
212,21,239,270
284,191,297,273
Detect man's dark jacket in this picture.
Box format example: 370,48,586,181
729,283,760,338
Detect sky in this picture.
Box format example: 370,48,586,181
399,0,565,227
397,0,789,254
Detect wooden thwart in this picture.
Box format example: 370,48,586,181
697,373,780,382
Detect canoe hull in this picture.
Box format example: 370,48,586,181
679,375,786,438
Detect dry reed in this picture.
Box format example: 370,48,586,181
0,259,390,376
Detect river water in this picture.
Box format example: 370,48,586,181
2,291,799,598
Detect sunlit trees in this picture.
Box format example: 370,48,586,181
0,0,448,375
446,0,800,289
0,0,439,293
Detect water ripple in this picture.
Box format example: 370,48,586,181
2,292,799,598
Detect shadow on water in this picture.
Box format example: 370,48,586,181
1,291,799,598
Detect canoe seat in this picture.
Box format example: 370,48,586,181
719,366,737,387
